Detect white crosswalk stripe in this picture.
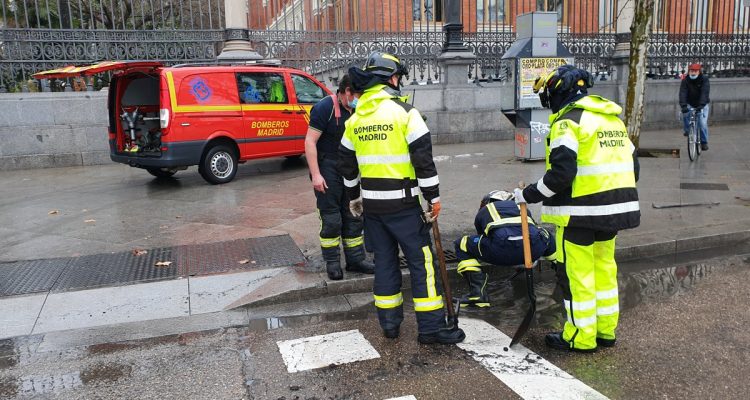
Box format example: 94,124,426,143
457,318,609,400
276,329,380,373
384,396,417,400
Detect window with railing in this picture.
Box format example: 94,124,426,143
738,2,749,32
413,0,443,22
692,0,710,31
477,0,506,24
598,0,618,32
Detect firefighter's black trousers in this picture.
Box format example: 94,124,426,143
364,206,446,334
315,156,366,265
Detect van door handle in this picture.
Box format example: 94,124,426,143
181,123,190,126
281,110,294,114
295,110,307,114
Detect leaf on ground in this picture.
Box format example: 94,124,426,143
175,215,182,219
48,210,59,215
238,259,250,264
84,219,96,223
155,261,172,267
132,249,148,256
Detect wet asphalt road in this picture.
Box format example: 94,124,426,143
1,249,749,399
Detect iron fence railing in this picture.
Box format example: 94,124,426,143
0,0,224,91
2,1,750,92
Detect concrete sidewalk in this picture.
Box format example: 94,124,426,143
1,122,749,340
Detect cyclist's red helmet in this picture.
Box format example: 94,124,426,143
688,63,702,71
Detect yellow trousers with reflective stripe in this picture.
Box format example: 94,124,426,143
555,226,619,350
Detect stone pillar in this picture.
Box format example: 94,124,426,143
433,0,489,143
438,0,476,109
218,0,262,61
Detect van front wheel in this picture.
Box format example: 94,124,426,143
199,144,238,184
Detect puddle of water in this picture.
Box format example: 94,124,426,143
245,309,374,334
87,335,180,355
0,335,42,371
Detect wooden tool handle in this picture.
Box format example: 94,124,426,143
518,181,533,270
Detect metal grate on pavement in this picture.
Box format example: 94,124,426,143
0,258,72,297
680,182,729,191
1,234,306,297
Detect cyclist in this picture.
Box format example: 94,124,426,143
679,63,710,151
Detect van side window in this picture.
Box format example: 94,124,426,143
236,72,288,104
291,74,326,104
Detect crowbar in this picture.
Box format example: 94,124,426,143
509,184,536,347
652,201,720,209
431,218,460,328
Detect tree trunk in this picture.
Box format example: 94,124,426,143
624,0,655,149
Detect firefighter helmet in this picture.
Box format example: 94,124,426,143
363,51,409,78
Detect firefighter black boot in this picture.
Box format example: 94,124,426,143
460,271,490,308
343,240,375,274
323,247,343,281
418,326,466,344
346,259,375,274
326,260,343,280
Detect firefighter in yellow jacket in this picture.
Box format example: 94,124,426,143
337,51,465,344
514,65,640,352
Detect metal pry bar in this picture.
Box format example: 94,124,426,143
651,202,720,209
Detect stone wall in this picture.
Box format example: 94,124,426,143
1,79,749,170
0,91,110,170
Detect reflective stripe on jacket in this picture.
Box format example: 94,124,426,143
337,84,438,214
474,200,536,235
522,95,641,231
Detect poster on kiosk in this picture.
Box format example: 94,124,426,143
501,12,573,161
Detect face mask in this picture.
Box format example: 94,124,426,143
348,97,358,108
538,91,550,108
549,92,566,113
688,74,699,80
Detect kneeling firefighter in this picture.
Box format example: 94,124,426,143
454,190,556,307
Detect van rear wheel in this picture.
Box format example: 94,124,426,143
199,144,238,184
146,168,176,178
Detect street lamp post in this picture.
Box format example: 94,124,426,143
218,0,262,61
438,0,475,86
442,0,468,53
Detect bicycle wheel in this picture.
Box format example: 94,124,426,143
687,121,697,161
695,122,702,156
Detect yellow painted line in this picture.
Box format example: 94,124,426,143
176,105,242,112
165,73,314,116
166,71,178,111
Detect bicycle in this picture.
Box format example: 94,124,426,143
686,108,702,161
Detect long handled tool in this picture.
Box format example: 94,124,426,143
431,218,459,328
652,201,719,209
509,185,536,347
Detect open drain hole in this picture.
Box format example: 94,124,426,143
637,148,680,158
